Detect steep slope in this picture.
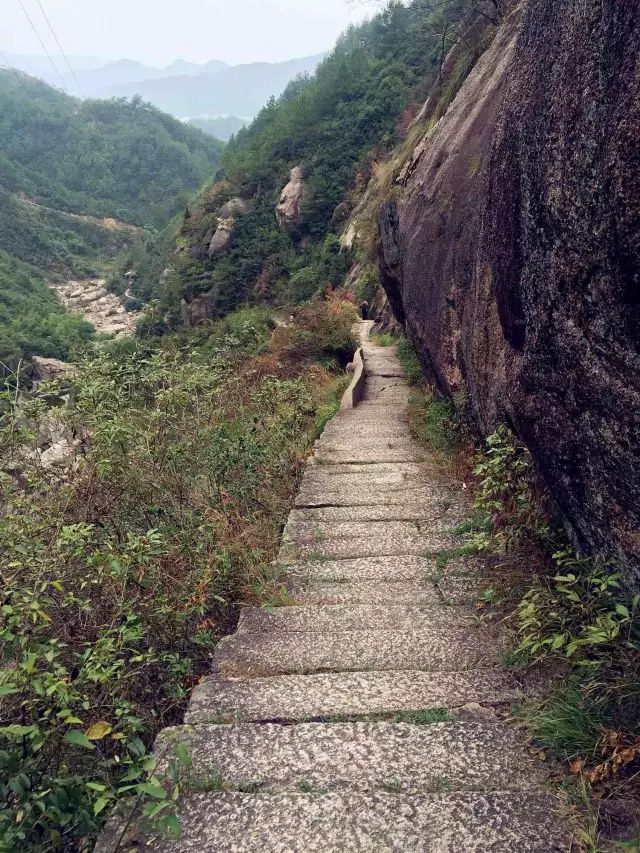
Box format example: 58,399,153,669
127,0,475,325
375,0,640,585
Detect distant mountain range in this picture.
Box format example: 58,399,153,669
4,53,325,130
93,54,325,121
186,116,247,142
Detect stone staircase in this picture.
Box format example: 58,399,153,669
99,323,570,852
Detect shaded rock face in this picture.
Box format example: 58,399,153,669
378,1,640,585
276,166,307,231
181,288,218,326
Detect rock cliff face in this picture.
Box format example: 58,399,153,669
378,0,640,585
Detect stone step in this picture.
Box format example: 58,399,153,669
156,722,548,794
285,555,437,583
98,791,569,852
313,452,426,464
279,532,458,562
284,519,421,542
236,604,478,634
295,488,442,507
213,626,500,677
286,580,441,606
287,504,465,524
187,669,518,723
305,461,429,476
295,481,437,501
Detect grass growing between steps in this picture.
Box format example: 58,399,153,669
0,297,357,852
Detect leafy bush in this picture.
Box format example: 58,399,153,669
407,389,464,457
472,425,551,551
0,299,355,851
397,337,424,385
516,554,640,783
269,297,358,369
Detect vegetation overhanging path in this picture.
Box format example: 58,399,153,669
98,321,570,852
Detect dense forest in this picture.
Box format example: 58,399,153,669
0,71,223,226
2,0,639,848
119,0,477,323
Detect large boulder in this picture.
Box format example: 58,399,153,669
208,221,234,258
377,0,640,585
276,166,307,231
218,197,250,219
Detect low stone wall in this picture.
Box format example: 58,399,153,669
340,347,366,410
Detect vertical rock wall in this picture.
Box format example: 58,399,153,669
378,0,640,584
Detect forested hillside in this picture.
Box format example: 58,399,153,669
0,70,223,227
120,0,477,324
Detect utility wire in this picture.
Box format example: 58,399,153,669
31,0,102,128
16,0,68,94
0,49,49,119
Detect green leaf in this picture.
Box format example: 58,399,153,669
161,813,182,840
64,730,96,750
86,782,108,792
0,684,19,697
139,783,167,800
94,796,111,816
615,604,630,619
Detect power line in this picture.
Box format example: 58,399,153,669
31,0,101,127
16,0,68,95
0,50,49,120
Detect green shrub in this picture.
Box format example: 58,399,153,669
408,389,463,457
397,337,424,385
0,300,354,851
471,425,551,551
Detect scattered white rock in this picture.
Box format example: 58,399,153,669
50,279,140,337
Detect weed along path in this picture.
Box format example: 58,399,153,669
99,323,570,852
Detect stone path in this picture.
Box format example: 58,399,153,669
100,323,570,852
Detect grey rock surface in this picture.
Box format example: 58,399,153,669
97,791,569,853
186,669,518,723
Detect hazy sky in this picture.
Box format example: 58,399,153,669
2,0,372,66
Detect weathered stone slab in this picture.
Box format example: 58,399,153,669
304,461,429,476
279,531,459,562
313,450,426,464
97,791,569,853
284,520,421,542
295,488,454,507
286,580,441,606
284,555,437,583
287,504,465,524
156,722,548,793
186,669,518,723
236,604,478,634
213,627,500,677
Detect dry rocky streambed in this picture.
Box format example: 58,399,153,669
51,279,139,337
98,323,571,852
